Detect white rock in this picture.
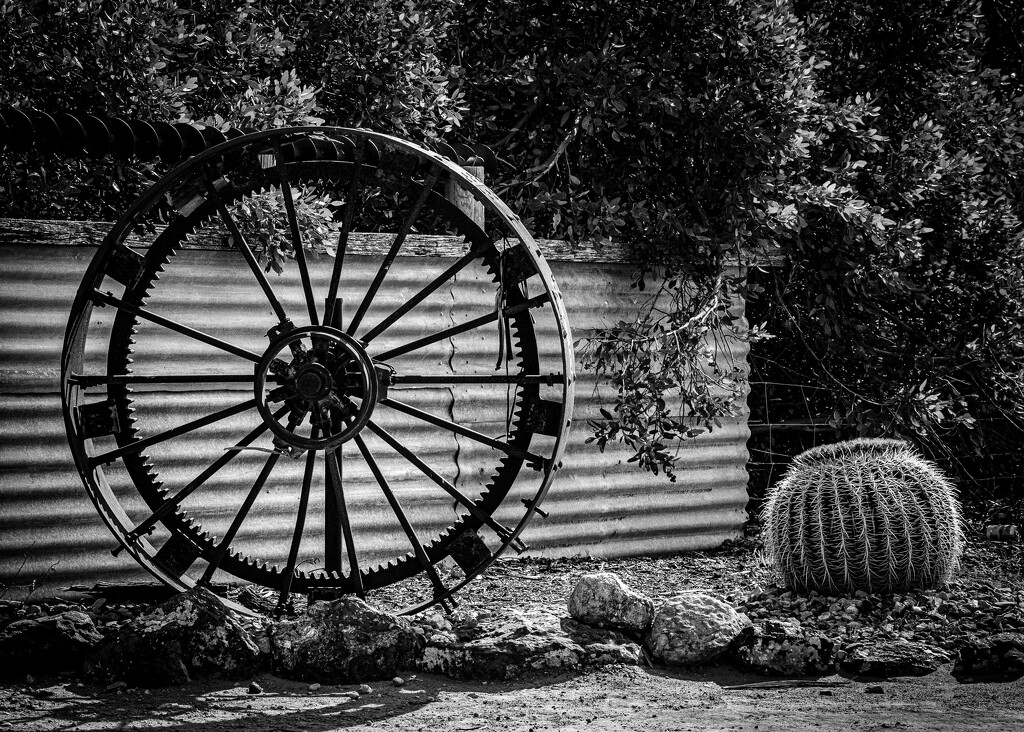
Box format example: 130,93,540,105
645,592,750,666
567,573,655,635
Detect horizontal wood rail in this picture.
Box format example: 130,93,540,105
0,217,783,266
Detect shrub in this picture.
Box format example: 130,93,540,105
0,0,460,220
760,438,965,594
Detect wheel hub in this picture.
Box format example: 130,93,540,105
294,363,333,400
255,324,379,451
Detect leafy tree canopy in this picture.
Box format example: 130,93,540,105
1,0,1022,497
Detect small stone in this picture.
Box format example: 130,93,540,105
646,593,750,666
106,681,127,692
841,640,950,678
3,611,105,675
248,681,263,695
270,597,416,684
730,621,837,675
25,674,35,685
865,685,884,694
358,683,372,695
416,607,590,681
85,588,259,687
393,676,406,687
308,683,321,692
345,690,360,699
568,573,655,635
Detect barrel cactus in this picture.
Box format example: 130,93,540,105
760,438,965,595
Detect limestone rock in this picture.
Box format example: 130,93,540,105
568,572,655,635
954,632,1024,680
271,597,415,683
414,606,642,681
839,640,950,678
415,607,582,681
0,611,104,675
730,619,837,675
86,587,260,687
645,593,750,666
560,617,644,667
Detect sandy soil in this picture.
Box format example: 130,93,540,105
4,536,1022,731
3,663,1024,732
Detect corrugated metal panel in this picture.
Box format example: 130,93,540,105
0,242,747,591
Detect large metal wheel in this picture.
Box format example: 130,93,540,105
61,127,574,614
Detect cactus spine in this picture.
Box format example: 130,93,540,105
760,438,965,595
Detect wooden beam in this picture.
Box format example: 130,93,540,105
0,217,784,266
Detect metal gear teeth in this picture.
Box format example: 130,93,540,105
83,129,547,598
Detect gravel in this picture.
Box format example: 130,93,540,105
2,529,1020,672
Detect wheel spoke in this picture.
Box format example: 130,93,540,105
325,447,365,595
89,398,258,468
353,434,448,598
359,243,491,344
346,169,441,337
324,350,345,575
121,405,285,544
390,373,564,386
199,450,282,585
274,142,319,326
375,293,549,362
92,289,262,363
73,373,255,388
66,126,574,614
364,419,519,543
324,140,367,327
277,427,319,613
206,177,290,325
381,397,548,469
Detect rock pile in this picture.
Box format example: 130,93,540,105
270,597,416,683
413,605,641,681
730,619,836,675
85,587,260,686
2,558,1021,686
739,579,1024,678
0,610,104,674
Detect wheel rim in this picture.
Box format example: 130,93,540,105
61,127,575,614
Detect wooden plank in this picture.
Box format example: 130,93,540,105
0,217,783,265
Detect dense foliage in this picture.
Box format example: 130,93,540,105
454,0,1024,489
758,0,1024,500
0,0,461,219
1,0,1022,498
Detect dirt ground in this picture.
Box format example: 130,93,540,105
3,663,1024,732
3,536,1023,731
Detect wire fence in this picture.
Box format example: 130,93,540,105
746,377,1024,525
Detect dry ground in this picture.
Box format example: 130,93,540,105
4,661,1024,731
2,534,1023,731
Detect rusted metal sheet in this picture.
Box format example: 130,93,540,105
0,242,747,591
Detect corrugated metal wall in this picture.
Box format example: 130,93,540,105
0,240,748,591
